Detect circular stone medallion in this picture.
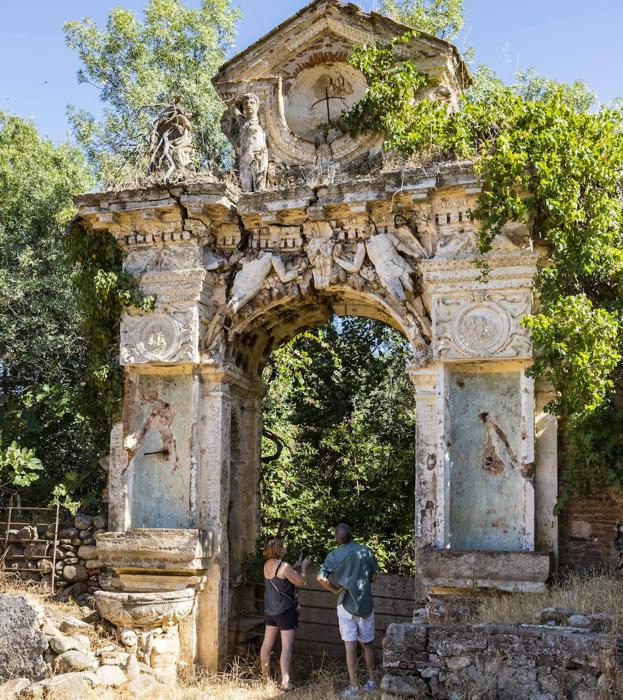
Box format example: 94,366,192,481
137,316,181,362
284,62,367,140
452,301,511,357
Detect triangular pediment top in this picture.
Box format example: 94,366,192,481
214,0,469,87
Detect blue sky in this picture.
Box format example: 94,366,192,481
1,1,622,142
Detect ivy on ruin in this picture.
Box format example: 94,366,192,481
65,224,154,427
340,32,623,501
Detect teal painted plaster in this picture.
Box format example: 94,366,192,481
449,370,530,551
131,375,193,529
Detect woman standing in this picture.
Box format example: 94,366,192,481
260,536,309,691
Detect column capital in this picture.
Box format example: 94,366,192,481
406,363,438,398
535,377,557,412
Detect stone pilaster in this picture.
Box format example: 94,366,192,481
535,379,558,562
195,369,232,669
408,365,443,553
107,421,130,533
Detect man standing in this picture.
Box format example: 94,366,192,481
318,524,379,697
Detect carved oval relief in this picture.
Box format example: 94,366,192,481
284,62,367,140
136,316,182,362
452,301,511,357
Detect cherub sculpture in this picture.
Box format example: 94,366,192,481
304,221,335,290
148,97,196,181
228,248,306,313
222,93,269,192
333,227,422,303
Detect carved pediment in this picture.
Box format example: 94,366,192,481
213,0,469,177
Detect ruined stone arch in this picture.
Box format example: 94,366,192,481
228,284,424,379
84,0,558,675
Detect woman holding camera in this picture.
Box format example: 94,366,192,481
260,536,310,692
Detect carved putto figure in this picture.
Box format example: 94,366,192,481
148,97,196,181
228,249,305,313
333,227,422,303
144,620,180,682
223,93,269,192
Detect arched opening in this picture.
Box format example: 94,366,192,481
259,314,416,576
224,289,422,656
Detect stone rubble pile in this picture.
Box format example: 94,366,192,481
0,594,170,699
3,513,106,601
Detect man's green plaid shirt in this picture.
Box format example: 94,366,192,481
319,542,379,617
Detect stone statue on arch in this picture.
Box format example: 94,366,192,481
148,96,196,181
222,92,269,192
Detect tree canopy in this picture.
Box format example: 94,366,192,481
379,0,464,40
261,317,415,575
64,0,240,185
0,114,92,507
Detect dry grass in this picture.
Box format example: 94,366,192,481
466,572,623,628
74,656,352,699
5,570,623,698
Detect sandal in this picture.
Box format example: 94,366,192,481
281,683,296,692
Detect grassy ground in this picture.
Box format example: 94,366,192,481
467,572,623,628
3,571,623,698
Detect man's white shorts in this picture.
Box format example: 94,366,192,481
337,604,375,644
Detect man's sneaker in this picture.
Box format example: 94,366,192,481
340,688,360,698
363,679,377,693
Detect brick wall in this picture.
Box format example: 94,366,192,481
558,490,623,572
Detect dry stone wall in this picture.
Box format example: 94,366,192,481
3,513,107,601
382,622,622,699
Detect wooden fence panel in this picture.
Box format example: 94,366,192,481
292,568,415,658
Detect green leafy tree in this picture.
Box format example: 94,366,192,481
0,113,97,505
0,443,43,490
339,36,623,500
379,0,463,40
64,0,240,184
261,318,416,575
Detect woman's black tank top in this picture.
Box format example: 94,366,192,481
264,560,298,616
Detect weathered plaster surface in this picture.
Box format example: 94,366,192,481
448,370,533,552
128,374,194,529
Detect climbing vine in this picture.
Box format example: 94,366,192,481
65,224,154,426
341,34,623,499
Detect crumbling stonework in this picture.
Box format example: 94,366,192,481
383,622,622,699
3,513,107,600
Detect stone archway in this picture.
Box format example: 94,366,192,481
77,0,558,675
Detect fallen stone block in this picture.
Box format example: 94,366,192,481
127,674,166,698
0,596,48,682
95,665,127,688
0,678,30,700
54,650,98,673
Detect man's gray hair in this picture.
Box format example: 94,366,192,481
335,523,353,545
